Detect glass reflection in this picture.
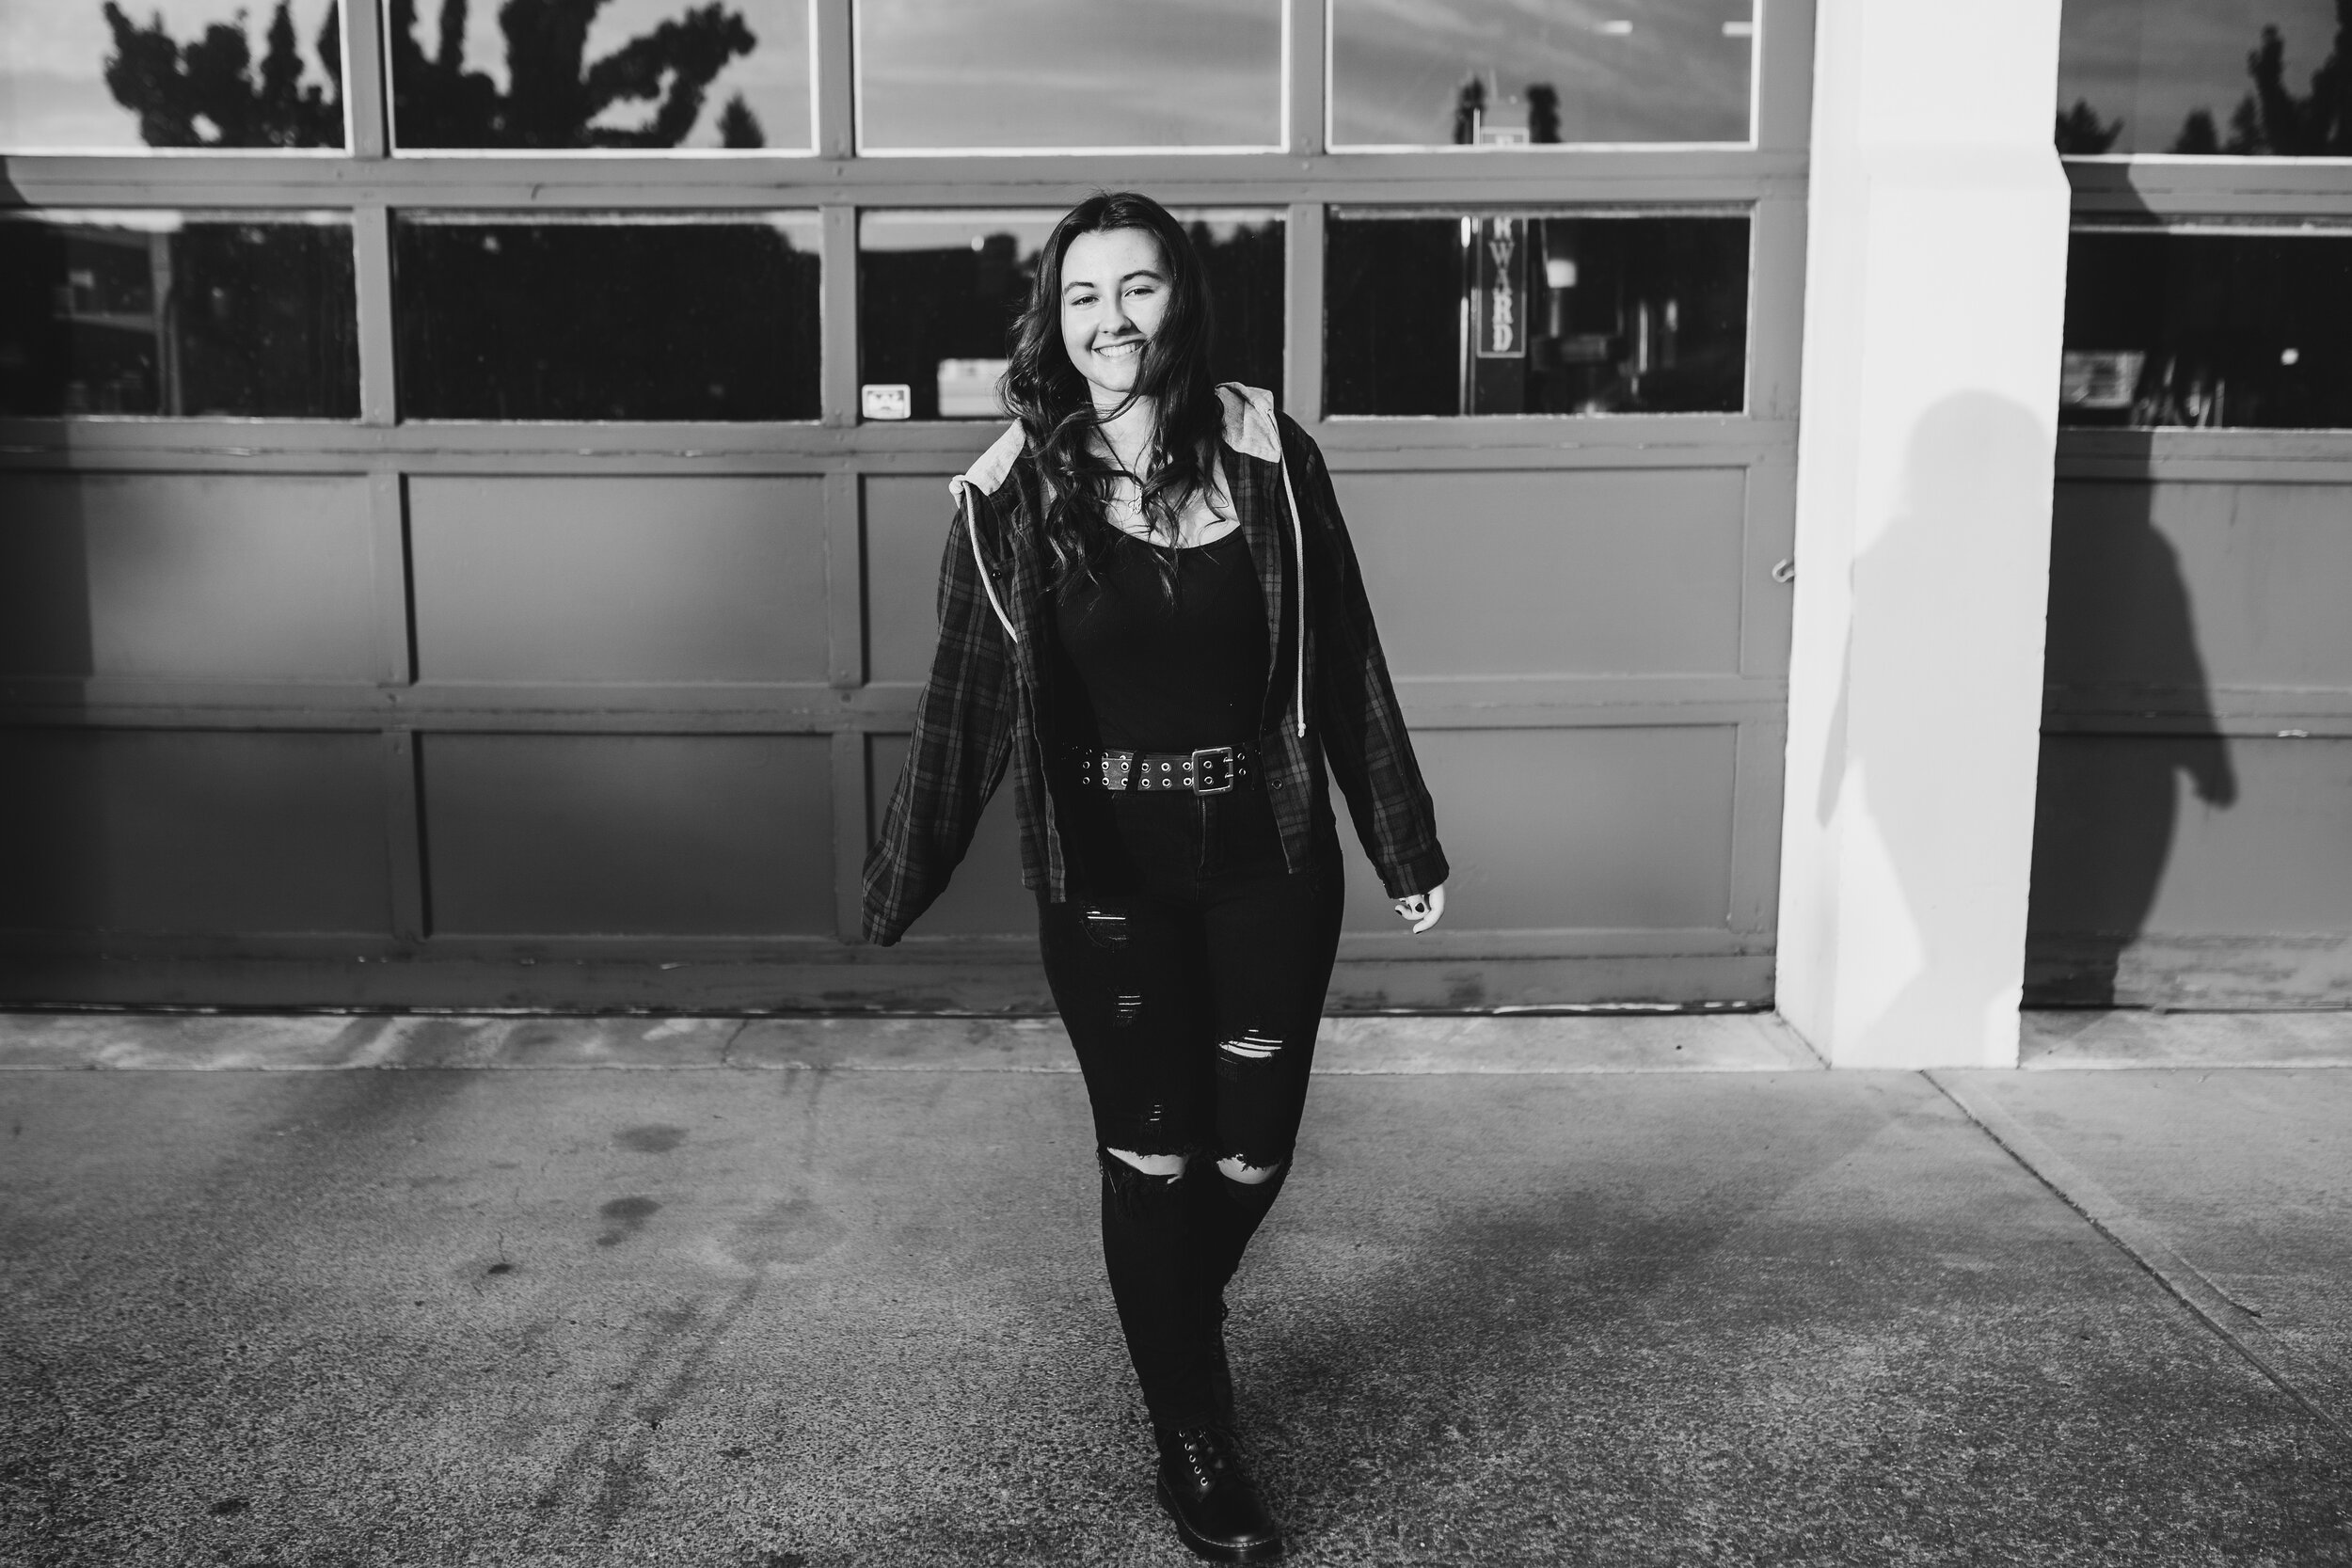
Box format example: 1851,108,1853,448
389,0,810,150
394,214,820,420
1326,213,1747,417
0,0,345,150
2061,228,2352,429
855,0,1280,150
1329,0,1754,149
0,213,358,417
2058,0,2350,156
857,211,1283,421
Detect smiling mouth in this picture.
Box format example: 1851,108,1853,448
1095,340,1143,358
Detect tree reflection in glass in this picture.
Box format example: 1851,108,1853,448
91,0,345,148
2057,0,2351,156
388,0,806,149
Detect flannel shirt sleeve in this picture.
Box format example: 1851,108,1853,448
1282,417,1451,899
860,491,1019,945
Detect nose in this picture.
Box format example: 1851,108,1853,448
1100,293,1135,339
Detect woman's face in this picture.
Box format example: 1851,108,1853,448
1058,227,1169,409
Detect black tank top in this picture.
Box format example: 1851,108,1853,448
1054,528,1269,754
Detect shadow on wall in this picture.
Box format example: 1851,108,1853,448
2026,437,2235,1006
1816,392,2059,1054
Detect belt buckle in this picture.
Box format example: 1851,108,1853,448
1190,746,1235,795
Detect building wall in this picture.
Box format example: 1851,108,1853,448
0,0,1816,1011
2027,1,2352,1009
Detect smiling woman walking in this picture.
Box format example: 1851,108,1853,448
864,191,1447,1561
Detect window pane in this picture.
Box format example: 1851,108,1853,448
857,211,1283,421
855,0,1281,150
394,214,820,420
1330,0,1754,149
389,0,811,150
1326,213,1748,417
2061,229,2352,429
0,213,358,417
0,0,345,150
2058,0,2349,156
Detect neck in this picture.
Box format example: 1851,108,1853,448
1091,393,1158,470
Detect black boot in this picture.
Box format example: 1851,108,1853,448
1155,1420,1283,1561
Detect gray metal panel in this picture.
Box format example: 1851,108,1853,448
2033,735,2352,936
862,475,955,686
1332,469,1749,677
0,474,378,680
0,728,388,933
1334,726,1739,933
2036,467,2352,1006
2050,480,2352,694
408,477,828,682
865,733,1032,938
421,733,834,936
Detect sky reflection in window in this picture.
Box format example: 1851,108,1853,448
855,0,1281,151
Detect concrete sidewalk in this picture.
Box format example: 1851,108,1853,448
1,1011,2346,1566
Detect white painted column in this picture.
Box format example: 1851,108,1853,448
1775,0,2073,1069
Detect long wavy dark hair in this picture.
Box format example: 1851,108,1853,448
1001,192,1222,591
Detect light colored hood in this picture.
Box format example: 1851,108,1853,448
943,384,1307,738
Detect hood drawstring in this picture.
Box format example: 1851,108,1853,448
1274,443,1309,739
961,484,1020,645
957,400,1300,739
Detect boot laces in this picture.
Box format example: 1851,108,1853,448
1170,1424,1233,1492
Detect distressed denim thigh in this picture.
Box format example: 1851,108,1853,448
1038,892,1217,1159
1200,852,1344,1169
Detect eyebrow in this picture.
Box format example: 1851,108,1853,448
1063,267,1166,296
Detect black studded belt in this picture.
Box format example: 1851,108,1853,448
1075,744,1258,795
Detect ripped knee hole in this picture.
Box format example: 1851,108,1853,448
1104,1147,1188,1179
1217,1029,1285,1063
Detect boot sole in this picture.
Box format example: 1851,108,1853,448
1156,1475,1283,1562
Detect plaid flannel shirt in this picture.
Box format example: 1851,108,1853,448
862,385,1448,946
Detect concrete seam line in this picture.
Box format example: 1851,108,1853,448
1926,1069,2348,1449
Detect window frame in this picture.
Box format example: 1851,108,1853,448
0,0,1816,962
2060,44,2352,460
0,0,1809,447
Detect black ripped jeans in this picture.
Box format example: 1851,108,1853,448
1039,782,1344,1433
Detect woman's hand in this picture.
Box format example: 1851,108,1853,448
1394,883,1446,934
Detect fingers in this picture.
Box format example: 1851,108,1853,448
1393,885,1445,934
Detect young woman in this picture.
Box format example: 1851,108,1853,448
864,191,1447,1562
